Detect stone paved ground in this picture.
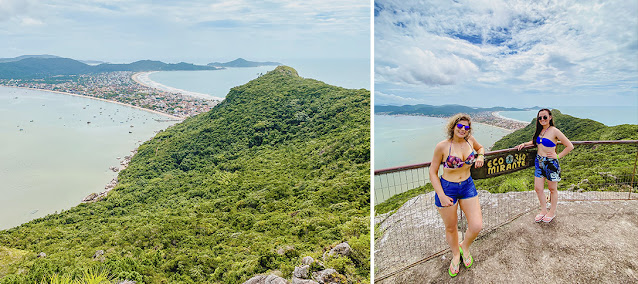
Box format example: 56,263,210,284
376,199,638,283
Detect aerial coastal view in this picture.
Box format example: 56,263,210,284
0,1,370,283
374,0,637,283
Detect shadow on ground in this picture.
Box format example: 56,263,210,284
378,199,638,283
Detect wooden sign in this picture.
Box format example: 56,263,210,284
471,148,536,179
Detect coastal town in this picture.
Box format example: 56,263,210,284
0,71,219,118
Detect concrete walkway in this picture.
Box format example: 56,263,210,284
377,199,638,283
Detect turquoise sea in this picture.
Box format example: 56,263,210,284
374,115,512,170
148,58,370,97
0,87,177,230
499,106,638,126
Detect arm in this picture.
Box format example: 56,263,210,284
555,129,574,159
429,142,454,207
516,140,533,151
469,135,485,168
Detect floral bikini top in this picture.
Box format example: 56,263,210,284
443,140,477,169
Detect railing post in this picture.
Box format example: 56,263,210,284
631,145,638,200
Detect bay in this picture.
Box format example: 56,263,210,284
374,115,512,170
0,87,177,230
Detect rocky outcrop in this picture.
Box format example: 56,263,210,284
301,256,314,265
93,250,105,261
83,149,137,203
292,278,318,284
293,265,310,278
328,243,351,257
312,269,344,284
243,274,289,284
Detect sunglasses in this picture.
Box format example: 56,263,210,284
538,115,549,120
456,123,470,130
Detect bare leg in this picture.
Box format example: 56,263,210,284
546,180,558,217
459,196,483,266
438,203,460,273
534,177,548,216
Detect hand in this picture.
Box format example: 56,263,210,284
439,195,455,207
516,143,525,151
548,152,558,159
475,156,484,168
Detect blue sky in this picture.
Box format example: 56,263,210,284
374,0,638,107
0,0,370,64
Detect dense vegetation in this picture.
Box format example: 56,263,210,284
0,57,219,79
207,58,281,68
0,66,370,283
374,104,530,116
376,110,638,215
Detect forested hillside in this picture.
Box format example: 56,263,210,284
0,66,370,283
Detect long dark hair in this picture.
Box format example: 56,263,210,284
532,108,554,146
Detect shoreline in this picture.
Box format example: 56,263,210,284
132,72,225,101
1,85,184,121
491,111,529,124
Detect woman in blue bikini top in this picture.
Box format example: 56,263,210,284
516,108,573,223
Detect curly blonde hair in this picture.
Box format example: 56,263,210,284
446,113,472,140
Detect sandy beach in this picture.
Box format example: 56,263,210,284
4,85,183,121
492,111,529,123
132,72,224,101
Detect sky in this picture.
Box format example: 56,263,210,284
0,0,370,64
374,0,638,107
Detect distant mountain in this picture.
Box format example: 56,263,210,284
0,57,220,79
207,57,281,67
0,54,62,63
375,104,526,116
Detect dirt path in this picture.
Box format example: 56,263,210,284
378,199,638,283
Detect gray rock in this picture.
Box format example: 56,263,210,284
312,269,342,284
243,275,289,284
301,256,314,265
292,277,318,284
328,242,351,257
37,252,46,258
116,281,136,284
93,250,105,259
293,265,310,278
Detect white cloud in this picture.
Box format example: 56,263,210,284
375,0,638,106
0,0,369,62
0,0,33,21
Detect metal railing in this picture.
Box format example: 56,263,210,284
374,140,638,282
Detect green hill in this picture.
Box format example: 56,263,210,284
0,66,370,283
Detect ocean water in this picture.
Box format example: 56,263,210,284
148,66,276,99
148,58,370,98
0,87,177,230
499,106,638,126
374,115,512,170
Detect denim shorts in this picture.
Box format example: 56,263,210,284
434,176,478,207
534,155,561,182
